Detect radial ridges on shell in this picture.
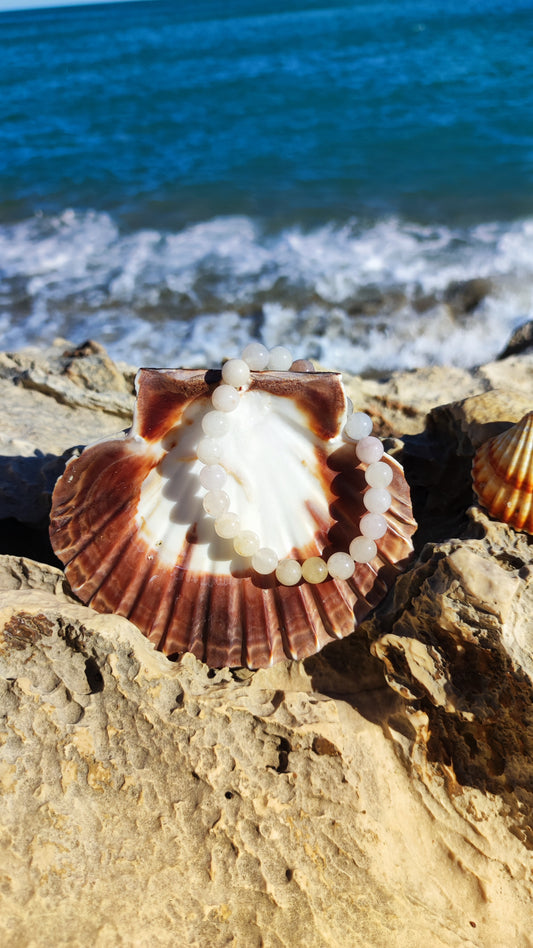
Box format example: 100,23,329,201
472,410,533,534
49,364,417,669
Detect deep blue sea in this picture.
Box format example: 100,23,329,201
1,0,533,372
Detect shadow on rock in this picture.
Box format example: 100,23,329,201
0,448,79,565
303,606,418,743
399,389,532,552
368,507,533,844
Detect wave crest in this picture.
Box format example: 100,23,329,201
1,209,532,372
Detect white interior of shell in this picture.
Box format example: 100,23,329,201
136,387,344,574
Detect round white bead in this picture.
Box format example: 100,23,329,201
344,411,373,442
267,346,293,371
197,437,223,465
201,410,230,437
212,384,239,412
241,342,269,370
349,536,378,563
356,436,384,464
233,530,261,557
199,464,227,491
202,489,230,518
359,512,387,539
214,512,241,539
276,558,302,586
221,358,251,388
327,551,355,580
363,487,391,514
302,556,328,584
365,461,393,488
251,547,279,574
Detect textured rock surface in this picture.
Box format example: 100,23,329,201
370,507,533,845
0,340,134,525
343,352,533,438
0,342,532,947
396,387,533,551
1,554,532,948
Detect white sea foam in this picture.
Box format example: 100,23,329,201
0,209,532,373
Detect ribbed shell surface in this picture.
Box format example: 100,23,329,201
49,368,417,668
472,410,533,534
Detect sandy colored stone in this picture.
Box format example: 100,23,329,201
0,554,532,947
427,388,533,454
1,342,533,947
343,351,533,438
343,364,482,437
371,507,533,803
397,386,533,551
478,352,533,396
0,340,135,523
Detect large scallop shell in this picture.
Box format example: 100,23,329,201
49,368,416,668
472,410,533,534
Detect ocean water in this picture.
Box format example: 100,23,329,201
1,0,533,373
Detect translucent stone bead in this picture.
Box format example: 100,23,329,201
302,556,328,584
201,410,230,438
327,551,355,580
365,461,393,488
345,397,354,415
233,530,261,557
355,436,384,464
290,359,314,372
363,487,391,514
197,437,223,465
199,464,227,490
212,384,239,412
349,536,377,563
344,411,373,442
276,558,302,586
214,512,241,539
202,489,230,518
241,342,269,370
267,346,293,371
251,547,279,575
359,512,387,539
221,358,250,388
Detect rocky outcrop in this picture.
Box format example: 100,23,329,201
371,509,533,795
344,352,532,438
0,342,532,947
2,551,532,948
498,319,533,359
0,340,134,527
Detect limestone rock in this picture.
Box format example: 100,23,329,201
477,352,533,400
0,553,532,948
370,508,533,840
427,388,533,453
498,318,533,359
400,388,533,550
0,340,134,525
343,364,482,438
343,351,533,439
1,342,533,947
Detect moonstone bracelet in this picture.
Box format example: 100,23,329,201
197,343,392,586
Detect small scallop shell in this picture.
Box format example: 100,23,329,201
49,368,417,668
472,410,533,534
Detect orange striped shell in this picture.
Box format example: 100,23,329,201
472,410,533,534
49,367,417,668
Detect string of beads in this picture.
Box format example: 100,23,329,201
197,343,392,586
